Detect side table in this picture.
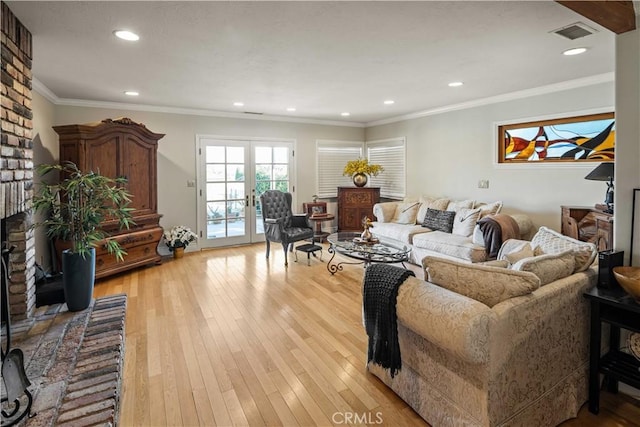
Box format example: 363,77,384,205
308,214,335,243
583,286,640,414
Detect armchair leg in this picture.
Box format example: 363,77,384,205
265,240,271,259
282,243,289,266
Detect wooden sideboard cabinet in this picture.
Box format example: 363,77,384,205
54,118,165,279
337,187,380,232
561,206,613,251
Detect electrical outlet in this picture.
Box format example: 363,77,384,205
478,179,489,189
186,180,196,188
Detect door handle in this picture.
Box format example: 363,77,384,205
252,195,256,207
246,195,249,207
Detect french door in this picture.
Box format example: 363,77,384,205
197,136,295,248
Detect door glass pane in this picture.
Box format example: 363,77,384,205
227,183,245,200
206,183,226,201
206,146,224,162
207,219,225,238
227,147,244,163
274,181,289,192
273,165,288,180
273,147,288,163
256,164,272,180
206,164,225,181
227,165,244,182
255,146,272,163
207,201,225,220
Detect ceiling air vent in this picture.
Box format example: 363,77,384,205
551,22,597,40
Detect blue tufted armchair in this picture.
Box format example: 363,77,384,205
260,190,314,266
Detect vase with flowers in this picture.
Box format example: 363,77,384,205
164,225,197,258
343,159,384,187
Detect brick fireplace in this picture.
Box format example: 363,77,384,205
1,1,36,319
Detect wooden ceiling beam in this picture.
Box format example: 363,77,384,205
556,1,636,34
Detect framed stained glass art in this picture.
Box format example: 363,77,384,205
497,112,615,163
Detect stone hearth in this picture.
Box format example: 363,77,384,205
1,295,126,426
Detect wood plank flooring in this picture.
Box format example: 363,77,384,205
92,243,640,426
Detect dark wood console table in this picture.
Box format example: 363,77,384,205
583,286,640,414
561,206,613,251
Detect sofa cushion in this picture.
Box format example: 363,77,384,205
511,250,575,286
530,226,597,273
423,256,541,307
476,201,503,218
447,199,475,212
413,231,487,263
452,208,481,237
421,208,455,233
500,242,534,265
416,197,450,224
371,222,431,245
392,202,420,224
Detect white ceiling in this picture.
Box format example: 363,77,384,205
7,1,616,125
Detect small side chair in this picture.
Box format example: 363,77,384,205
260,190,314,266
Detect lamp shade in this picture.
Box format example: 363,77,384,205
585,162,614,181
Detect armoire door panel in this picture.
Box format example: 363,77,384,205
122,134,156,214
86,136,120,179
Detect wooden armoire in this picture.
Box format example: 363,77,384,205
53,118,164,279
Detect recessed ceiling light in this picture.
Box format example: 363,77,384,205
124,91,139,96
113,30,139,41
562,47,588,56
286,107,296,112
341,112,350,117
448,81,464,87
233,102,244,107
383,100,395,105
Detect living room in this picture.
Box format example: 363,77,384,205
1,1,639,426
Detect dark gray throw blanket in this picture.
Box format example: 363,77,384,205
363,264,415,378
478,214,520,259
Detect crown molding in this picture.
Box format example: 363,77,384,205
33,73,614,130
365,72,615,127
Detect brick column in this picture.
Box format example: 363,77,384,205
2,1,36,319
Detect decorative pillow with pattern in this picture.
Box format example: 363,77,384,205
511,250,576,286
422,208,456,233
452,208,481,237
500,243,534,265
446,199,475,212
416,197,450,224
392,202,420,224
530,226,597,273
423,256,540,307
476,201,503,218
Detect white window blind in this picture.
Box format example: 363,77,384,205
316,140,364,198
367,137,406,199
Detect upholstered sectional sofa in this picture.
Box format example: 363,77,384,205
367,226,599,426
372,197,534,265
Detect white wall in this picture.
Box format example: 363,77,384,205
614,24,640,266
365,82,615,232
31,91,58,271
49,106,363,250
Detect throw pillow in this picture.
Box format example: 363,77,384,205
446,199,475,212
392,202,420,224
479,259,510,268
511,250,575,286
422,208,456,233
422,256,540,308
416,197,450,224
502,243,534,265
530,226,597,273
452,208,481,237
476,201,503,218
472,224,485,246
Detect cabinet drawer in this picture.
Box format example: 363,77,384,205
96,241,159,271
103,228,163,251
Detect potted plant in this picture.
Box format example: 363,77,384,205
343,158,384,187
163,226,198,258
32,161,134,311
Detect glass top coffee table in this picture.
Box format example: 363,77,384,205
326,232,411,274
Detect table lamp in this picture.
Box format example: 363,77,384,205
585,162,614,214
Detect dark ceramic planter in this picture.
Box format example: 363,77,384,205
61,248,95,312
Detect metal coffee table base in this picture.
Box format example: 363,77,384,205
326,245,408,274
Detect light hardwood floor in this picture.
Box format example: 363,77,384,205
93,243,640,426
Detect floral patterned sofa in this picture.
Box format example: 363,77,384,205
371,197,534,265
367,227,598,426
